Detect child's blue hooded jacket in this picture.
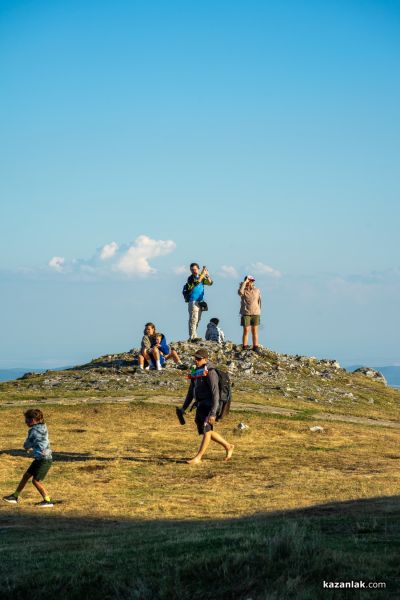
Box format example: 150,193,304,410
24,423,52,460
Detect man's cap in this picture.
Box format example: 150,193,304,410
194,348,209,359
245,274,255,281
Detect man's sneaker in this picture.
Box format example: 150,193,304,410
3,494,18,504
136,368,145,375
252,346,262,354
177,363,188,370
242,345,251,350
37,500,54,508
189,337,202,343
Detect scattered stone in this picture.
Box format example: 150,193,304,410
320,370,333,379
236,422,249,430
309,426,324,433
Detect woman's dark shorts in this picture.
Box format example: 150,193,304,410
27,459,52,481
241,315,260,327
195,402,214,435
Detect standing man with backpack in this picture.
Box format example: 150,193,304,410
183,263,213,342
179,348,234,464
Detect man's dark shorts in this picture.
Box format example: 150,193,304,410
241,315,260,327
27,459,52,481
195,402,214,435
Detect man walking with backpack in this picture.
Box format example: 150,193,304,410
180,348,234,464
183,263,213,342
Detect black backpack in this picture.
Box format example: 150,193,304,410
182,282,191,302
207,368,232,421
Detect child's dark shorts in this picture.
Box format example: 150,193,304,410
27,459,52,481
195,402,214,435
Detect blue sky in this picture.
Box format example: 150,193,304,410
1,0,399,367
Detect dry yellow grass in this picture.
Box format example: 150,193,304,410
1,400,399,521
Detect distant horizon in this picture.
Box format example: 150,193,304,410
1,349,400,371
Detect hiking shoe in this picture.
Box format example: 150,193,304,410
37,500,54,508
242,345,251,350
3,494,18,504
177,363,188,370
190,337,202,343
252,346,261,354
136,368,145,375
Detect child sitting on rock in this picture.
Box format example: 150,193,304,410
205,318,225,344
148,333,187,370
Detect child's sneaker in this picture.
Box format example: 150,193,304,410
3,494,19,504
37,500,54,508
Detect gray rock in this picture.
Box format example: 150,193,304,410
320,370,333,379
236,422,249,430
353,367,387,386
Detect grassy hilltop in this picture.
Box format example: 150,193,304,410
1,342,399,599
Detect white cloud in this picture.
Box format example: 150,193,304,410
115,235,176,276
45,235,176,279
100,241,119,260
219,265,238,278
48,256,65,272
173,265,187,275
250,262,282,278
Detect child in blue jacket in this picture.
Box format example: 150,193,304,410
3,408,53,508
148,333,186,370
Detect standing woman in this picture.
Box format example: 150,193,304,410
238,275,262,353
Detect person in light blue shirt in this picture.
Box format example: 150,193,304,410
205,318,225,344
185,263,213,341
3,408,53,508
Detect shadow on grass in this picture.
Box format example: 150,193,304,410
0,449,187,464
0,495,399,599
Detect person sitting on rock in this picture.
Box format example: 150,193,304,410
138,322,158,370
148,333,186,370
205,318,225,344
238,275,262,353
180,348,234,464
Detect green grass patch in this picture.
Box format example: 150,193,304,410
1,503,398,599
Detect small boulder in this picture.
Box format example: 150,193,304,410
235,422,249,433
353,367,387,386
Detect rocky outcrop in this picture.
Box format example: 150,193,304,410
9,341,391,408
353,367,387,386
